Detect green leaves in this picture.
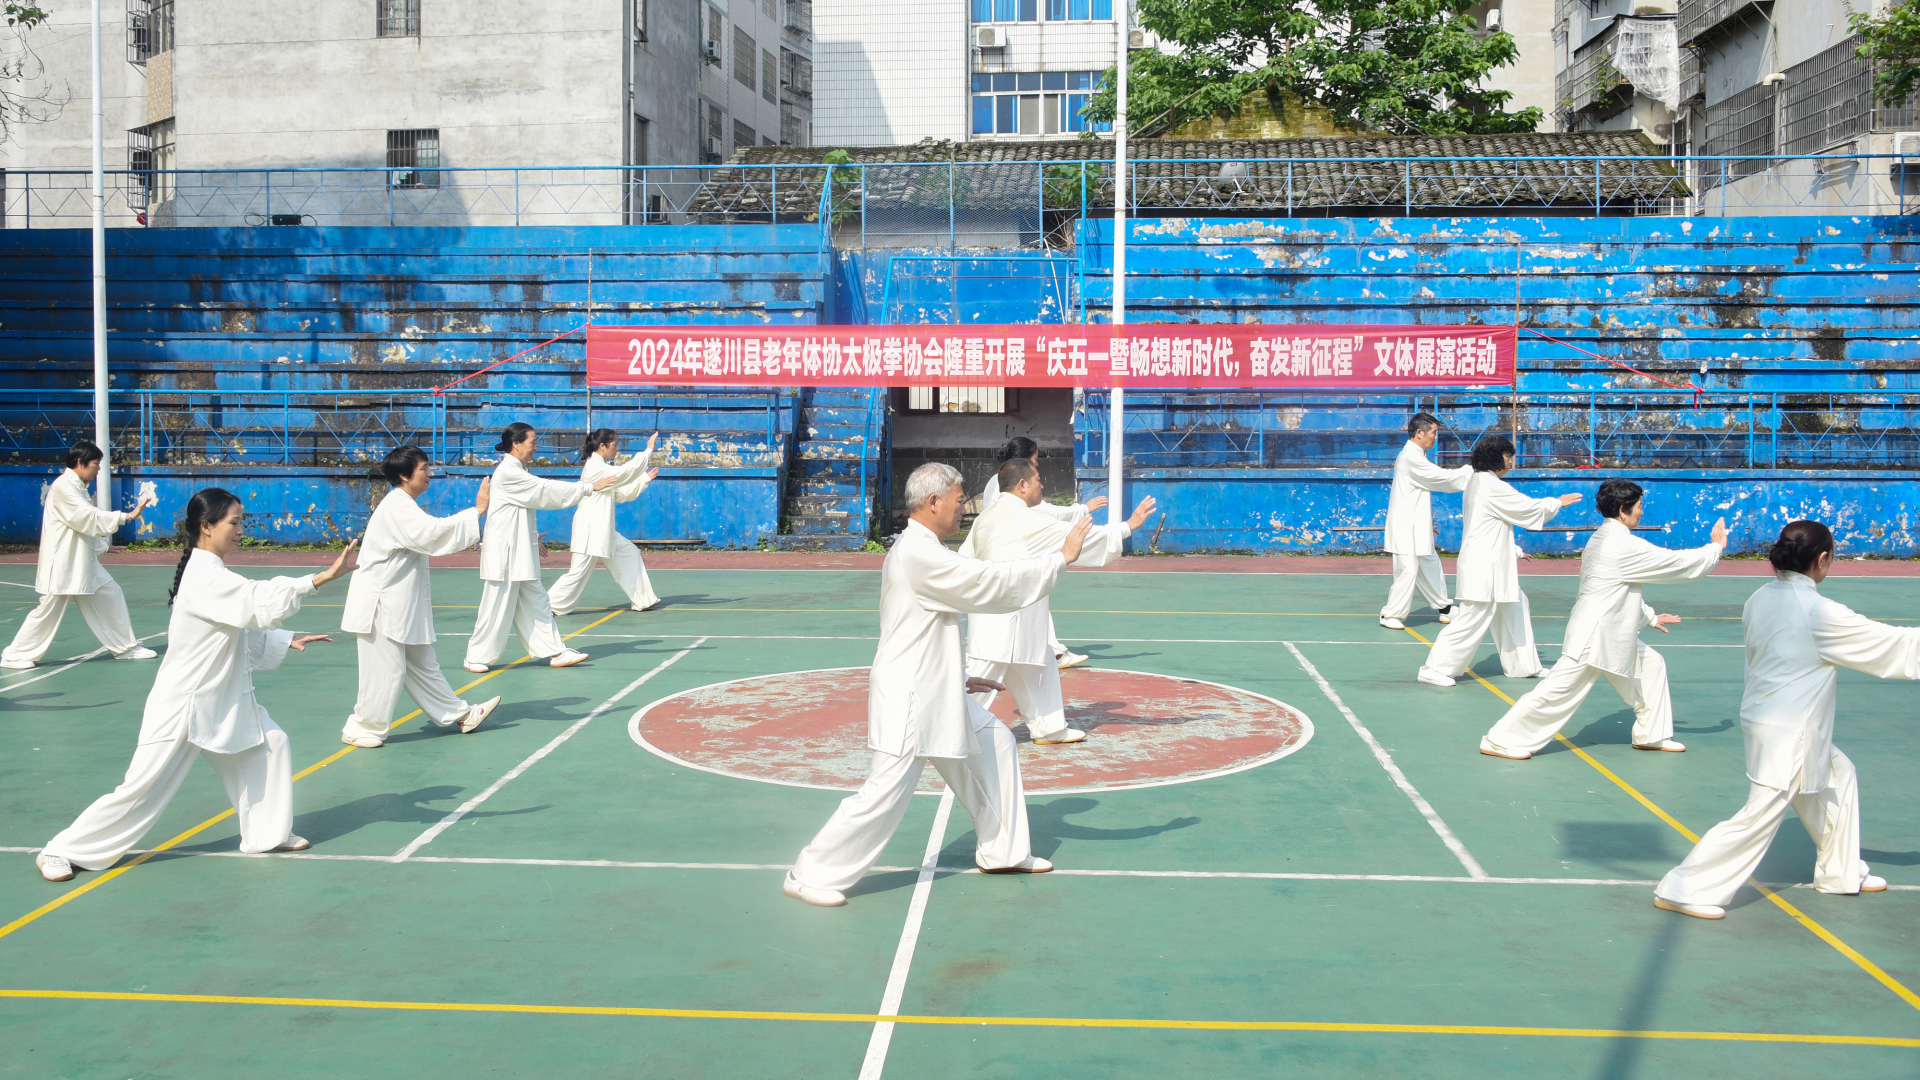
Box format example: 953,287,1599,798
1850,2,1920,109
1085,0,1540,136
3,3,49,28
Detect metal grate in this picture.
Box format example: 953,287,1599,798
780,102,803,146
780,49,812,98
126,0,173,63
386,128,441,188
785,0,811,36
1703,79,1773,175
126,119,174,210
733,27,756,89
377,0,420,37
1677,0,1768,48
1780,36,1920,157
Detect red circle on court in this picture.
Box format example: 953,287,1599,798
627,667,1313,793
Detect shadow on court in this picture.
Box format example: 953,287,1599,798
1590,916,1683,1080
1556,821,1683,877
285,784,550,845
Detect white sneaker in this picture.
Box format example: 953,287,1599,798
1654,896,1725,919
271,836,310,852
1416,667,1455,687
341,735,384,748
979,856,1053,874
1862,875,1889,893
1437,606,1455,624
35,853,72,882
1633,739,1687,752
1032,728,1087,745
1056,651,1089,669
549,648,589,668
460,695,501,734
114,645,158,660
1379,617,1406,630
0,658,34,670
1479,737,1531,760
783,873,846,907
462,661,489,674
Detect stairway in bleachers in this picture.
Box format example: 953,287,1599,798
775,387,887,550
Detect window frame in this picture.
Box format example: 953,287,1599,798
386,128,442,188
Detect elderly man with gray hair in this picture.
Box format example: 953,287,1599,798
785,462,1092,907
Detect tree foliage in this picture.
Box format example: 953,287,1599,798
3,4,48,28
1851,1,1920,109
1085,0,1542,137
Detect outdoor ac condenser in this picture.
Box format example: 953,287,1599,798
976,26,1007,49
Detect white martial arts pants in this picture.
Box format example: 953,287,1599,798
2,579,139,663
342,630,472,742
791,712,1032,894
965,656,1069,742
1381,553,1451,620
464,579,568,667
1657,750,1868,907
43,717,295,871
1422,594,1544,678
1484,645,1672,754
547,540,659,614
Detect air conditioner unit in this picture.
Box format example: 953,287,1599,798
705,136,721,159
1895,132,1920,157
1127,28,1145,49
703,40,721,62
976,26,1007,49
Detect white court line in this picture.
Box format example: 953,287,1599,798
387,637,709,862
860,789,954,1080
1284,641,1489,880
8,847,1914,893
0,580,37,590
0,631,167,694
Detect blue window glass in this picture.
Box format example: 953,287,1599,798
1065,93,1087,132
1019,0,1037,19
1042,71,1066,90
972,73,992,92
1090,0,1110,17
1045,0,1066,17
1068,71,1090,90
973,96,995,134
996,95,1017,133
991,72,1016,91
1017,72,1041,91
971,0,991,20
1068,0,1088,18
994,0,1018,20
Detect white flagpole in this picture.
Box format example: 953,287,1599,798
90,0,109,509
1107,0,1126,530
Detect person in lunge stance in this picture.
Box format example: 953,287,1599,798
1479,479,1726,760
1417,434,1580,686
784,463,1091,907
548,429,661,616
35,488,353,882
1379,412,1471,630
2,441,157,669
339,446,501,748
969,436,1106,669
1653,521,1909,920
965,456,1154,746
463,423,619,673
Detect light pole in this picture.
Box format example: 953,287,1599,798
1107,0,1126,530
90,0,109,510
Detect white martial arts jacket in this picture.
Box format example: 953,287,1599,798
870,518,1064,759
35,469,128,596
341,489,481,645
480,455,593,582
972,474,1088,527
1740,572,1920,793
140,549,313,755
963,495,1129,665
1384,441,1471,557
1453,472,1564,604
569,450,653,559
1558,519,1722,678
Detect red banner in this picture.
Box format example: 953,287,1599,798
584,324,1515,390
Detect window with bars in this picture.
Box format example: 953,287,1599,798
780,101,803,145
126,0,173,64
127,119,175,208
387,128,441,187
784,0,811,35
707,5,724,63
377,0,420,37
780,49,811,97
905,387,1009,414
734,27,756,89
733,119,757,150
635,0,648,42
762,50,777,104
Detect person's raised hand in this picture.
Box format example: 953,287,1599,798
1060,516,1093,564
1711,517,1729,547
125,502,146,521
311,539,359,589
1126,495,1159,531
1084,495,1110,514
966,676,1006,695
646,432,660,453
1558,493,1583,507
1653,614,1682,633
288,634,333,652
475,477,491,515
592,474,620,491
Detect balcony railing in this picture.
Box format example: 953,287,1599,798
1677,0,1769,48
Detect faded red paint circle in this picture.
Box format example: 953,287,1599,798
627,667,1312,793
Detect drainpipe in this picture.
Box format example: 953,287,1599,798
91,0,109,510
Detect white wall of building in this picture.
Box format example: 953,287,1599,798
1473,0,1554,125
814,0,967,146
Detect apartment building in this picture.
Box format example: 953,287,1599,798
1553,0,1681,144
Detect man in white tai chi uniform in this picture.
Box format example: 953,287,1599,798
1379,412,1470,630
339,446,502,748
1480,479,1727,760
784,462,1092,907
970,436,1106,668
2,441,157,669
1417,434,1580,686
1654,520,1907,919
965,457,1154,745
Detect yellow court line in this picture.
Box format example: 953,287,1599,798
0,608,630,944
0,989,1912,1048
1396,627,1920,1012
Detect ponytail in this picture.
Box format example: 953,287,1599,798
169,487,242,605
1767,519,1834,575
581,428,619,463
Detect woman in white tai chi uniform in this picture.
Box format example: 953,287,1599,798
463,422,619,674
965,456,1154,746
971,436,1106,669
1417,434,1580,687
1654,521,1907,919
2,441,157,669
35,488,353,882
784,462,1092,907
1480,479,1727,760
548,429,661,616
339,446,502,748
1379,412,1470,630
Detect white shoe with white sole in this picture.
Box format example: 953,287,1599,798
783,873,846,907
36,853,72,881
1416,667,1456,687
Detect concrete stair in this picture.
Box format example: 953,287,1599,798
775,387,886,550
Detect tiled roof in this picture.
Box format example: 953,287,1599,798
687,132,1687,218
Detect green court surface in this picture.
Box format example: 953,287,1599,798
3,562,1920,1079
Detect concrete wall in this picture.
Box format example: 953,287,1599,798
814,0,967,145
1473,0,1555,124
0,5,146,187
699,0,811,156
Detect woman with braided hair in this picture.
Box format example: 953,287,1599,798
35,489,354,882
